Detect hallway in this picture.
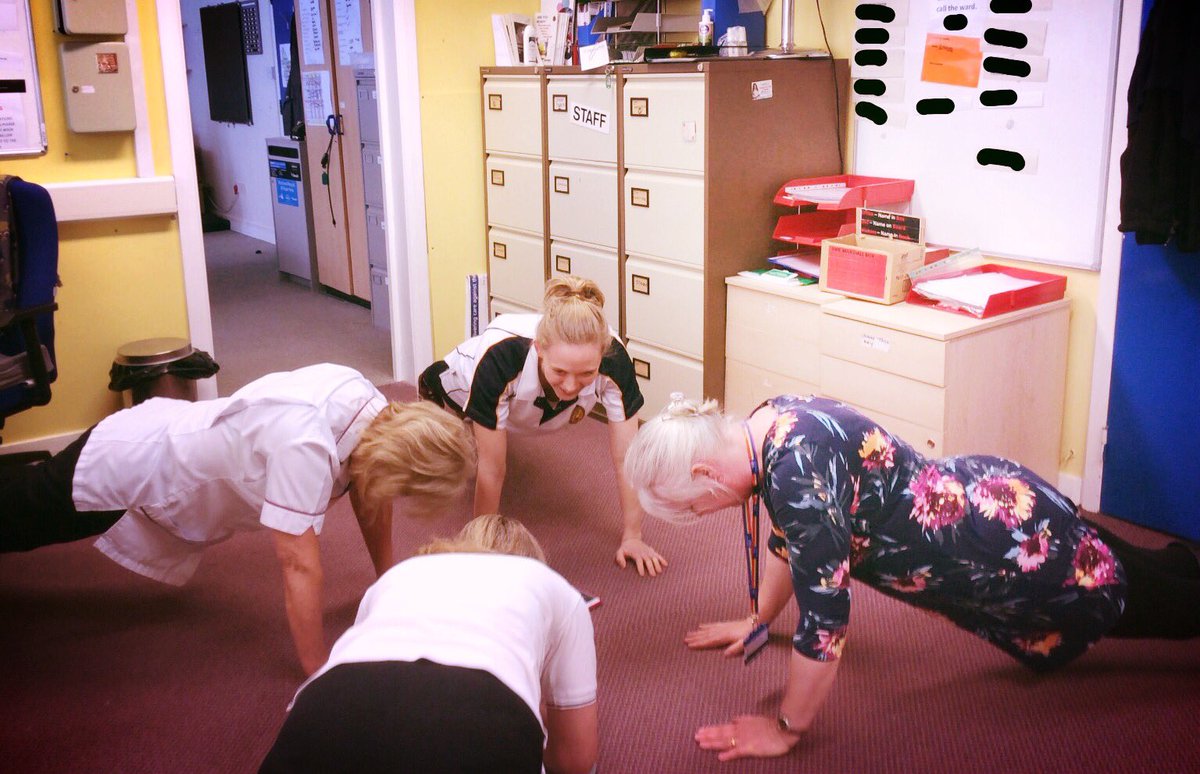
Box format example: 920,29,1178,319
204,230,392,395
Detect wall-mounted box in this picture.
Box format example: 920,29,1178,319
59,42,135,132
54,0,128,36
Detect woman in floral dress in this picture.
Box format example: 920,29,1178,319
623,393,1200,762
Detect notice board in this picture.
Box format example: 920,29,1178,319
851,0,1121,269
0,0,46,156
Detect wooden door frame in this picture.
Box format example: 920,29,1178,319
1081,0,1142,511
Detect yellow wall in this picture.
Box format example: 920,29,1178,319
2,1,188,443
414,1,1103,482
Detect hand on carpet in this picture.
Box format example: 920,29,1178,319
695,715,795,761
614,537,667,577
685,617,756,657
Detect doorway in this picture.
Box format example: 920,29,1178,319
176,0,393,394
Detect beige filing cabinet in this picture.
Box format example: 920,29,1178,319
547,73,620,322
724,274,1071,481
479,61,844,416
482,69,546,314
617,59,844,417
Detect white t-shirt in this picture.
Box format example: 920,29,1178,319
298,553,597,727
435,313,643,433
79,364,387,586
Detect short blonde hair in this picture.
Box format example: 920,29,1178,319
417,514,547,563
536,276,611,354
349,400,475,516
623,394,733,522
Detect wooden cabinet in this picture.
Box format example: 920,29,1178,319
480,61,844,416
724,275,1071,481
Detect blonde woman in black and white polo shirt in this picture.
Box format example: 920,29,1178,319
420,276,666,576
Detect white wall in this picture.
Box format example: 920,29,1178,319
181,0,283,242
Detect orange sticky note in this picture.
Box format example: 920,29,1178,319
921,33,982,88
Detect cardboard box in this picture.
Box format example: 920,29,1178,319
819,209,926,304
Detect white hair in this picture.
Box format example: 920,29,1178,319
623,393,736,522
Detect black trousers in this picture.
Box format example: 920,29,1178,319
1084,519,1200,640
259,660,545,774
0,428,125,553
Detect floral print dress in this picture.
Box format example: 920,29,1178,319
760,395,1127,671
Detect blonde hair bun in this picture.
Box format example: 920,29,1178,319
536,276,611,352
662,392,720,420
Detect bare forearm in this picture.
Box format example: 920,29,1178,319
780,651,841,734
473,467,504,515
272,529,327,676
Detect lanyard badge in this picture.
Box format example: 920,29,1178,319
741,421,769,664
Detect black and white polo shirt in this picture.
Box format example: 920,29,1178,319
436,314,643,432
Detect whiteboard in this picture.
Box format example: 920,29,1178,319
0,0,46,157
851,0,1121,269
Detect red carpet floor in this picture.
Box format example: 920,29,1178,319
2,385,1198,772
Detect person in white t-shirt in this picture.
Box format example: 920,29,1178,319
259,514,598,774
0,363,475,675
420,276,667,577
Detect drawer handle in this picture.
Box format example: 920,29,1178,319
492,242,507,259
629,96,649,117
630,187,649,208
490,169,505,186
487,93,502,110
554,175,570,194
633,358,651,379
631,274,650,295
555,255,571,273
552,94,567,112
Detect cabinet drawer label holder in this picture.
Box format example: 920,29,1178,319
488,93,502,110
631,274,650,295
554,175,570,194
630,187,649,208
552,94,567,112
555,255,571,273
492,242,507,259
633,358,651,379
490,169,505,186
629,96,649,117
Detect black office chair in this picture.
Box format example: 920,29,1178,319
0,176,60,463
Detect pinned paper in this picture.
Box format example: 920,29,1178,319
921,33,982,88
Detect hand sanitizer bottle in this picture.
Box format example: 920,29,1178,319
699,8,714,46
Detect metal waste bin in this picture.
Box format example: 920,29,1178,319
110,337,215,407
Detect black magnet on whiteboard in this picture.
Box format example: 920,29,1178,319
943,14,968,31
980,89,1018,106
977,148,1027,171
855,49,888,67
855,102,888,126
983,56,1031,77
855,27,890,45
984,28,1029,49
916,98,955,115
856,4,896,23
854,79,886,96
990,0,1033,13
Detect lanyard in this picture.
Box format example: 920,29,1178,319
740,421,762,619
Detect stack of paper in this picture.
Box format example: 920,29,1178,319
911,273,1040,316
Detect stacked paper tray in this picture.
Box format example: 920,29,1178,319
772,174,914,247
